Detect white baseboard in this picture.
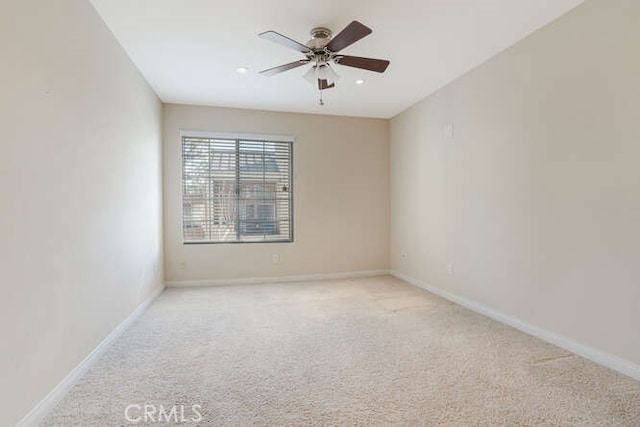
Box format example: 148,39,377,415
17,284,165,427
165,269,391,288
390,270,640,381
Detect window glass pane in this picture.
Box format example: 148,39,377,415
182,136,292,243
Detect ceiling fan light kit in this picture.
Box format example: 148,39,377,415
302,63,340,86
258,20,390,105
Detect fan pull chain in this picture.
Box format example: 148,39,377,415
318,90,325,106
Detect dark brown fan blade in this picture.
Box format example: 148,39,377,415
259,60,310,76
326,21,372,53
335,55,390,73
258,31,311,54
318,79,335,90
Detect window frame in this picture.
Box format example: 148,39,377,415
180,130,294,245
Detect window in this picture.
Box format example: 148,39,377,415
181,133,293,243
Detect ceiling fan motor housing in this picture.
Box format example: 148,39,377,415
307,27,332,49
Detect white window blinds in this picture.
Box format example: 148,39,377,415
182,135,293,243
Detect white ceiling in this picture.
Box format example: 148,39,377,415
90,0,584,119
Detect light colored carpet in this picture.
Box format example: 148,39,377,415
44,276,640,425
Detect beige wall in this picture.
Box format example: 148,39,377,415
0,0,163,424
163,104,389,282
391,0,640,366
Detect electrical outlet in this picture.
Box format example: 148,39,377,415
447,263,454,275
443,124,454,138
271,254,280,264
179,261,187,270
400,251,407,260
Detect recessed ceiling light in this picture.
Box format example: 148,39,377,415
236,66,249,74
355,79,365,85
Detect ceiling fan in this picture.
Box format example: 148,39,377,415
258,21,390,97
